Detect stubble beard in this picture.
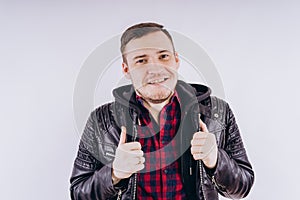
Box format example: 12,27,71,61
136,87,174,104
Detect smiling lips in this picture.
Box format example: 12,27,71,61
147,77,169,84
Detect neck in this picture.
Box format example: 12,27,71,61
142,92,174,123
147,101,168,112
141,91,174,111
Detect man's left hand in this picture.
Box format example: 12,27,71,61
190,118,218,169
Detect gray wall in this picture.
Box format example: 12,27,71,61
1,0,299,199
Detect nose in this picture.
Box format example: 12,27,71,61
145,57,165,73
146,63,165,75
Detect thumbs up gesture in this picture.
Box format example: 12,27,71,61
191,116,218,169
112,126,145,183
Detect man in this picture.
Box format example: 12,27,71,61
70,22,254,200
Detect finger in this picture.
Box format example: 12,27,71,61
139,156,145,164
191,146,202,154
118,126,127,146
192,153,206,160
118,148,144,157
199,114,208,132
129,150,144,157
130,156,145,165
134,163,145,172
121,163,144,173
192,132,208,140
122,142,142,150
191,138,206,146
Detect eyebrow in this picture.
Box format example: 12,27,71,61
157,50,170,54
133,54,147,60
132,50,172,60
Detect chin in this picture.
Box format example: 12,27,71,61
145,90,173,103
136,83,175,101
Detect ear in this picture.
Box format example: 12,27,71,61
122,62,131,79
174,52,180,70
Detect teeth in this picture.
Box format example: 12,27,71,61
149,78,166,84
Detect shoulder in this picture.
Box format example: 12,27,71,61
89,102,120,131
208,96,231,125
92,102,114,119
80,102,121,157
209,96,240,130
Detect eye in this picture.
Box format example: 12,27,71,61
136,59,147,64
159,54,170,60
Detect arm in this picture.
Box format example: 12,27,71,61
208,104,255,198
69,110,128,200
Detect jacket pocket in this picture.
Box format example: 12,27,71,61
205,118,226,148
100,142,117,164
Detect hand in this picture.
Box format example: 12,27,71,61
112,126,145,183
190,116,218,168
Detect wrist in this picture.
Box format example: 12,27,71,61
112,169,121,185
203,148,218,169
203,157,217,169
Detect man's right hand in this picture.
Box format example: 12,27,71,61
112,126,145,183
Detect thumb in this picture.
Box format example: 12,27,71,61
118,126,127,146
198,114,208,133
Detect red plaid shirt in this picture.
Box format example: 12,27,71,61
136,92,187,200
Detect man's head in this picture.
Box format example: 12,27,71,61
120,22,180,104
120,23,175,63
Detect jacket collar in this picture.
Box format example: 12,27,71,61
112,80,212,116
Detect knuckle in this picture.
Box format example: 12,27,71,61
134,142,142,148
192,133,198,139
193,154,198,160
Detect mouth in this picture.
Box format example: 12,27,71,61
147,77,169,85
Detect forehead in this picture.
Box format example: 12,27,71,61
123,31,174,57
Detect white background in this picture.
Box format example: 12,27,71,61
1,0,300,199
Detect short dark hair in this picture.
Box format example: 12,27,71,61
120,22,175,63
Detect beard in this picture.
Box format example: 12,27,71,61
136,83,175,104
131,66,178,104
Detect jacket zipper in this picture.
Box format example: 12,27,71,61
211,175,220,190
117,189,122,200
132,173,137,200
131,116,139,200
117,111,139,200
211,175,234,199
199,160,207,200
197,113,207,200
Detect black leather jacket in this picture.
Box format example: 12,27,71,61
70,80,254,200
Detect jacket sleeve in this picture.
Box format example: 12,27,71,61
69,110,128,200
209,103,255,198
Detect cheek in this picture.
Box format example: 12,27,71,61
129,73,144,86
132,76,142,84
129,67,147,79
165,66,178,77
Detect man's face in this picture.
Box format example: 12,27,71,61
122,31,180,104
